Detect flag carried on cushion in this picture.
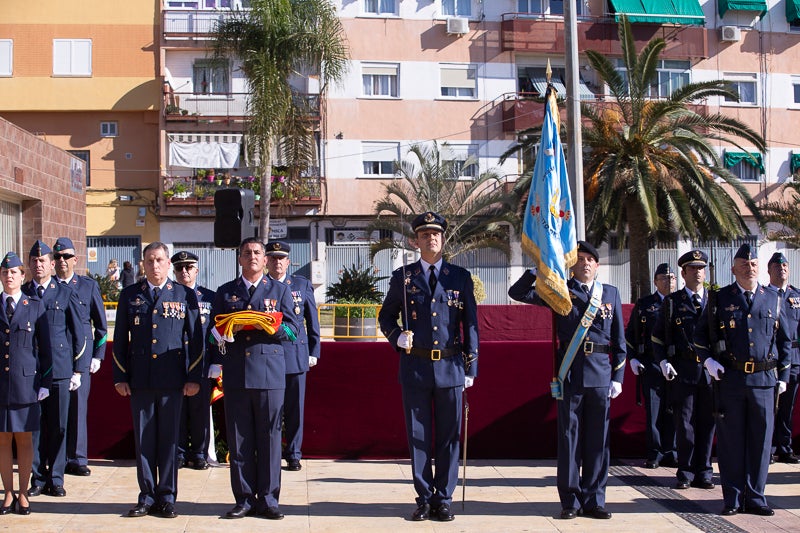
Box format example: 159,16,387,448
520,83,577,316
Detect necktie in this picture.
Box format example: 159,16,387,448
59,280,67,286
745,290,753,307
428,265,437,293
152,287,160,301
779,288,785,299
37,285,44,299
692,293,702,314
248,284,256,297
581,284,590,295
5,297,13,320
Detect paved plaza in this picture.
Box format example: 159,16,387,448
1,457,797,532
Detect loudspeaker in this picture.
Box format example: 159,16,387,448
214,188,256,248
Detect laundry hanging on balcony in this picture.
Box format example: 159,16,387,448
168,133,242,168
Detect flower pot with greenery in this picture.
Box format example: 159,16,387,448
326,263,387,341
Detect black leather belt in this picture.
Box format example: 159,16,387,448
583,341,611,354
792,340,800,349
409,347,460,360
723,358,778,374
677,350,702,363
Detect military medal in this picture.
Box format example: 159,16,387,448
412,310,417,320
729,318,736,329
134,316,140,326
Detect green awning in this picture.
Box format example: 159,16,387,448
718,0,767,17
724,151,765,173
787,0,800,23
791,153,800,174
609,0,705,25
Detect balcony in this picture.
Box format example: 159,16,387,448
164,90,321,124
163,10,239,39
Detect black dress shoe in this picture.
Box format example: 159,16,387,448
411,503,430,521
770,455,776,464
65,464,91,476
778,453,800,464
435,503,455,522
660,456,679,468
285,459,302,471
45,485,66,497
675,480,691,489
177,458,187,469
560,508,578,519
721,507,738,516
192,458,209,470
159,502,178,518
15,498,30,516
261,506,284,520
690,479,715,489
643,459,659,469
0,493,16,515
128,503,150,517
743,506,774,516
225,504,250,519
26,486,42,497
585,506,612,519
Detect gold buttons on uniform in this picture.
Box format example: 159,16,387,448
4,367,8,372
245,351,251,357
433,326,438,331
246,336,251,341
3,341,7,346
434,340,439,345
3,354,7,359
432,312,437,317
152,354,157,359
152,339,157,344
247,305,252,310
748,328,752,332
153,309,157,314
153,324,157,329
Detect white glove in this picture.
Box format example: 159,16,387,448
659,360,677,381
629,358,643,376
69,373,81,391
90,358,101,374
208,364,222,379
397,331,413,350
608,381,622,399
703,358,725,381
309,356,318,368
778,380,788,395
464,376,475,389
529,265,538,276
37,388,50,401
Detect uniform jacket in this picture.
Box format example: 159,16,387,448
209,275,301,390
23,278,87,378
378,260,479,389
770,284,800,367
0,295,53,405
651,288,709,384
276,275,321,374
64,274,108,361
112,280,203,390
192,284,216,371
508,271,626,387
625,292,664,374
694,283,791,387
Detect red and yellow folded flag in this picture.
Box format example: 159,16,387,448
211,310,283,353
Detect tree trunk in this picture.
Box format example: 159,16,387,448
626,198,652,303
258,137,273,242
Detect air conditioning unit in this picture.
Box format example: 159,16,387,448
720,25,741,42
446,17,469,35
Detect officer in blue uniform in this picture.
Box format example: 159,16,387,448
0,251,52,515
694,243,791,516
264,241,321,473
509,241,625,520
53,237,107,478
23,240,86,499
652,250,716,490
171,251,216,470
626,263,677,469
378,212,479,523
207,237,301,520
113,242,203,519
766,252,800,464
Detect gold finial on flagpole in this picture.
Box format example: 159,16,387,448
545,58,552,84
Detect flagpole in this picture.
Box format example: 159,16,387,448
564,0,585,240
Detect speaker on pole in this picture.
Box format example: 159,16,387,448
214,188,256,248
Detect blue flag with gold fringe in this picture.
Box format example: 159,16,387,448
520,86,577,316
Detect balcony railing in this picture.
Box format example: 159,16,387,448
164,91,320,121
163,10,239,37
162,172,323,207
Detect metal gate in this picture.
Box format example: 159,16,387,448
324,245,394,303
0,199,20,256
86,236,141,278
450,248,509,304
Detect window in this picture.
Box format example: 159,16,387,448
440,64,476,99
518,66,595,100
518,0,583,15
446,144,479,178
613,59,690,99
723,73,757,105
442,0,471,17
0,40,11,76
53,39,92,76
365,0,396,15
67,150,91,186
793,78,800,105
100,122,118,138
166,0,243,7
362,63,399,97
362,142,399,176
724,151,763,181
193,59,230,95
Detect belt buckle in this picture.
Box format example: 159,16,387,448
431,350,441,361
696,355,701,364
583,341,593,354
744,361,755,374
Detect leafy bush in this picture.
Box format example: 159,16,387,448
91,273,120,302
326,263,387,304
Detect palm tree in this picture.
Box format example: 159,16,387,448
369,141,518,262
759,181,800,247
213,0,348,239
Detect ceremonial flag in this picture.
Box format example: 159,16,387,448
520,85,577,316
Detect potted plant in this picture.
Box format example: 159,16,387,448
326,263,387,341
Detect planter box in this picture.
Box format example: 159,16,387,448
333,316,378,341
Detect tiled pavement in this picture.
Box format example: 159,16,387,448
3,458,798,532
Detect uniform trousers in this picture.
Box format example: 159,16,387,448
66,372,91,468
716,383,774,509
224,388,283,511
642,372,676,463
557,384,610,511
178,378,212,462
130,389,182,506
772,365,800,456
31,378,70,488
672,380,715,483
283,372,306,462
400,384,462,507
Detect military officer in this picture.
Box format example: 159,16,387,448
626,263,677,469
113,242,203,519
509,241,625,520
207,237,301,520
264,241,321,472
766,252,800,464
378,211,478,523
24,240,86,499
52,237,107,478
694,243,791,516
652,250,716,490
171,251,216,470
